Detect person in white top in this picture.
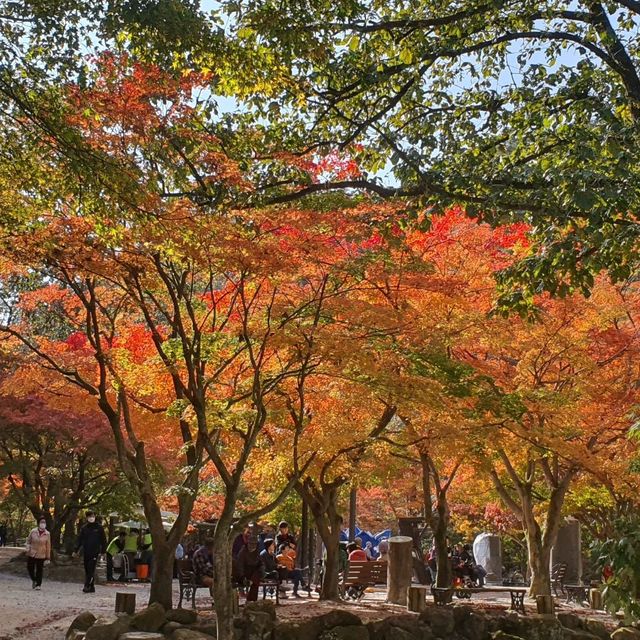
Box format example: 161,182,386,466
26,516,51,589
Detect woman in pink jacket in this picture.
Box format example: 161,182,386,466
26,516,51,589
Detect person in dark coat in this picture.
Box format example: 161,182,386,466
275,521,296,550
74,511,107,593
235,535,264,601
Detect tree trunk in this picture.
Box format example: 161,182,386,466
147,532,175,609
212,530,234,640
434,522,451,588
527,535,552,597
300,500,308,570
348,487,357,542
297,480,344,601
62,512,78,555
140,486,194,610
321,531,341,600
434,488,452,587
387,535,413,605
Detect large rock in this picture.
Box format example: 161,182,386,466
557,615,582,631
320,611,362,628
244,600,277,622
67,612,97,640
499,616,564,640
367,616,419,640
492,632,526,640
273,621,323,640
119,634,165,640
162,622,184,635
319,626,369,640
562,630,600,640
166,610,198,625
131,603,166,633
187,624,217,637
240,611,274,640
171,630,216,640
611,629,640,640
458,612,488,640
419,607,455,638
583,620,609,640
85,616,132,640
67,632,86,640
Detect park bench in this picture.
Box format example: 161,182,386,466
259,576,281,604
432,585,528,614
565,584,590,606
177,558,211,609
551,562,567,597
340,561,388,601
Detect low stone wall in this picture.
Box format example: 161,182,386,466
66,600,628,640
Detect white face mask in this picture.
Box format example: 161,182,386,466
87,517,96,524
38,522,46,530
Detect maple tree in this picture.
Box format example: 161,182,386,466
0,392,123,553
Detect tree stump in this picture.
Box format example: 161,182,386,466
407,585,428,612
387,535,413,605
115,592,136,614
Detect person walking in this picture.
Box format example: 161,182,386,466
0,522,7,547
74,511,107,593
26,516,51,589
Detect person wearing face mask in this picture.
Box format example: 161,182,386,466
26,516,51,589
74,511,107,593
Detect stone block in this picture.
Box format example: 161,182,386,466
119,634,165,640
551,519,582,585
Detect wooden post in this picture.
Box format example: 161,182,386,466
348,487,357,542
407,585,428,612
115,592,136,614
387,535,413,605
590,589,603,610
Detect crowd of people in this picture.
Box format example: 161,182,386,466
24,513,397,598
24,514,310,600
194,520,307,600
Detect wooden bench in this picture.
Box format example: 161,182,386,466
177,559,211,609
551,562,567,597
340,561,388,601
432,586,528,614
